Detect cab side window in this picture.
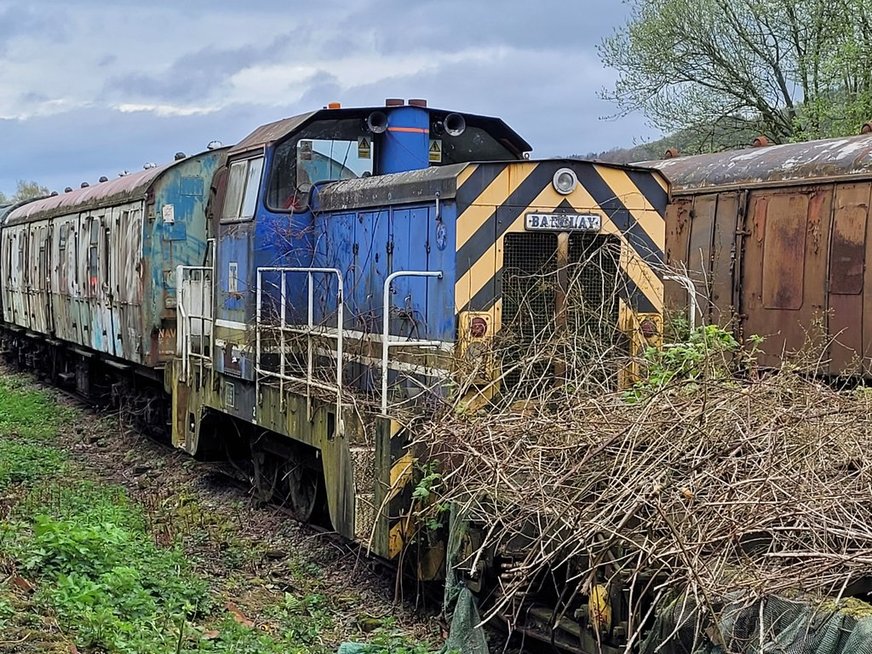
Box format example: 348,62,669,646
221,157,264,222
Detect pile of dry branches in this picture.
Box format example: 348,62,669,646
425,371,872,612
415,258,872,645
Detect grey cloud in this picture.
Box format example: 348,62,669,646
0,104,266,194
339,0,628,55
296,71,344,107
104,35,292,103
1,0,656,195
331,47,656,156
18,91,49,104
0,5,60,54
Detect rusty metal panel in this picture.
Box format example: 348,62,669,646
762,194,808,310
740,190,831,368
664,197,692,312
829,183,871,373
686,195,716,316
829,197,867,295
861,188,872,373
710,192,739,325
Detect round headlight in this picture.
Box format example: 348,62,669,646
553,168,578,195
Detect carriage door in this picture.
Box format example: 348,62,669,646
37,224,53,334
91,215,116,355
89,214,115,356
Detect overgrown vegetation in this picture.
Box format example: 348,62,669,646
0,373,437,654
625,324,743,400
416,312,872,652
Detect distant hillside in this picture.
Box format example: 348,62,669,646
574,119,765,164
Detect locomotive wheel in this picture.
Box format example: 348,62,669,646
286,462,321,522
251,449,280,503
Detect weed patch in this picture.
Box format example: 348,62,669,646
0,375,73,441
0,375,439,653
8,481,211,652
0,440,65,490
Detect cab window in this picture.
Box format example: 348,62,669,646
222,157,264,221
267,118,374,212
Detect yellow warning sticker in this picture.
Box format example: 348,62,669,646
429,139,442,163
358,136,371,159
299,140,313,161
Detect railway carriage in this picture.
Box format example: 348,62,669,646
1,150,226,408
649,132,872,376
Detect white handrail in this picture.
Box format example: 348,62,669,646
664,273,698,331
380,270,443,414
176,264,214,382
255,267,344,430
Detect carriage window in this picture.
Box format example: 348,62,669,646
267,118,374,212
89,219,99,292
221,157,264,221
17,236,24,284
59,224,68,289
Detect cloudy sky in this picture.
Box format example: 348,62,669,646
0,0,658,196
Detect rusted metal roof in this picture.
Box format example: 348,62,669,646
228,111,318,156
1,198,43,225
317,163,467,211
7,163,174,224
643,133,872,193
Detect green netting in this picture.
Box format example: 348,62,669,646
440,504,489,654
339,505,488,654
641,594,872,654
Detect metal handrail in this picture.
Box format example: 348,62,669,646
255,267,344,427
176,265,214,382
380,270,443,414
664,273,698,331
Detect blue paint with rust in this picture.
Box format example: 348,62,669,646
380,106,430,174
141,151,226,364
213,105,469,392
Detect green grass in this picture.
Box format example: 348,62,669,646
0,375,439,654
0,374,75,440
0,439,66,489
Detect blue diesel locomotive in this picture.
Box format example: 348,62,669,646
0,99,667,652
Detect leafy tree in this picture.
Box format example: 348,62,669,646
13,180,50,201
600,0,872,148
0,191,8,205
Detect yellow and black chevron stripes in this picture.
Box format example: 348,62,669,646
385,418,415,559
453,161,667,318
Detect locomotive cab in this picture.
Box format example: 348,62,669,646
168,100,667,653
232,103,529,216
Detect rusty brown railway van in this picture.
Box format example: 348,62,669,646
648,134,872,375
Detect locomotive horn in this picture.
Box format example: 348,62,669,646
366,111,388,134
443,113,466,137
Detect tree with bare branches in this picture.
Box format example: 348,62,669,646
600,0,872,149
